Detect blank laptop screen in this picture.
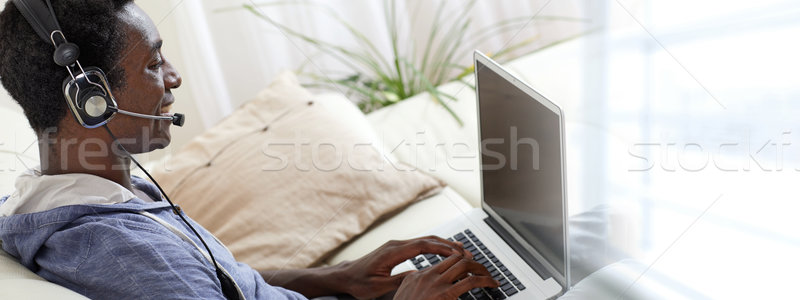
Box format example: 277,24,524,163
476,60,566,277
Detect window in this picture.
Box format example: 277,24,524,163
570,0,800,297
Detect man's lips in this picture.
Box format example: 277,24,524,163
160,96,175,115
160,103,173,115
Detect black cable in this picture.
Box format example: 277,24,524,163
102,125,240,300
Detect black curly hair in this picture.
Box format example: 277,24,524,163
0,0,133,132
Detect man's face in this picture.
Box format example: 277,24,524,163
106,3,181,154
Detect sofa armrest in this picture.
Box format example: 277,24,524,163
0,279,90,300
0,249,89,299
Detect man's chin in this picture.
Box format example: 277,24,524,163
147,140,170,152
149,133,171,151
138,130,171,153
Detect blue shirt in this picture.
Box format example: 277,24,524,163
0,175,307,300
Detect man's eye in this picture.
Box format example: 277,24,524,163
149,59,164,70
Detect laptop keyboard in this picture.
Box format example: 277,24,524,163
409,229,526,299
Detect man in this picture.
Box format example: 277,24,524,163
0,0,499,299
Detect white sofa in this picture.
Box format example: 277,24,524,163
0,40,660,298
0,76,484,299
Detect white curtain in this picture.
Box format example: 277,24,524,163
168,0,233,129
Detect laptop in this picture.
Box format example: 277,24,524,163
391,51,570,300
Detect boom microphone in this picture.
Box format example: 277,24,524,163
113,108,185,127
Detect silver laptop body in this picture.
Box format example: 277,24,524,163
393,51,570,300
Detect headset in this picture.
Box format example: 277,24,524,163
12,0,184,128
10,1,242,299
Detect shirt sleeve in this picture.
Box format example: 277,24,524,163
40,216,304,300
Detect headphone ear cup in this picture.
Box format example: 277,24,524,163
79,89,109,118
62,67,118,128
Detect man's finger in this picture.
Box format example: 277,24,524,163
424,235,465,252
448,275,500,298
379,238,464,267
415,236,466,256
388,270,414,286
429,253,464,274
440,258,491,283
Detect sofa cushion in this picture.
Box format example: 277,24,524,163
150,72,444,270
365,80,482,207
363,55,555,208
324,186,473,265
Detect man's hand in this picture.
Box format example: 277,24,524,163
337,236,497,300
260,236,497,299
394,252,499,300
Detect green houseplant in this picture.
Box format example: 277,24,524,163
225,0,587,125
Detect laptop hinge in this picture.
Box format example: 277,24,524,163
484,216,554,281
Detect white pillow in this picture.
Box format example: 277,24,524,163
151,72,444,270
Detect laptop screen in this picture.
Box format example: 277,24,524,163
476,59,566,278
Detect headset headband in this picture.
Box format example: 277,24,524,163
12,0,62,45
14,0,81,68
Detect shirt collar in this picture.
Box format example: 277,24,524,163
0,168,140,216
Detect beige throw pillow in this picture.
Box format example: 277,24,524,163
151,72,443,270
